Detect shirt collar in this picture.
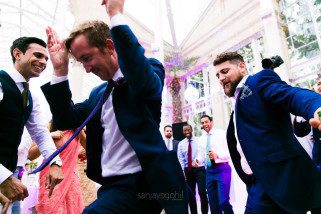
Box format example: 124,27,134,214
6,67,28,84
234,74,249,99
112,68,124,82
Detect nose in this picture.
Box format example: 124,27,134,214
219,75,226,83
83,63,92,73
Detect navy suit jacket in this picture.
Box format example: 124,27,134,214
227,69,321,213
42,25,187,213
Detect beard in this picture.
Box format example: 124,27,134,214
224,76,243,97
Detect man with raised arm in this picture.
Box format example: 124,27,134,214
42,0,187,213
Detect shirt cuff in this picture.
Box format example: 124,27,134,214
49,157,62,167
0,164,12,184
51,75,68,85
110,13,127,28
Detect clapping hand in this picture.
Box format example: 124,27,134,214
45,27,69,76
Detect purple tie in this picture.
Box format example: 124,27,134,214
30,79,119,174
187,139,192,171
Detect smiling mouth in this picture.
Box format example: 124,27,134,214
33,65,44,72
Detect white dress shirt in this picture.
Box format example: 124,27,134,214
177,136,203,169
164,137,173,151
233,74,253,175
197,129,230,166
17,128,33,167
0,69,61,184
51,14,142,177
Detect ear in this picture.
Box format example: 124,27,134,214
13,48,22,62
238,61,248,76
105,39,115,55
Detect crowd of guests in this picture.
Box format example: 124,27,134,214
1,0,321,213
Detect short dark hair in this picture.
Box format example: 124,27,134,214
183,124,192,130
164,125,172,131
10,37,46,63
65,20,111,53
213,51,244,66
201,114,212,122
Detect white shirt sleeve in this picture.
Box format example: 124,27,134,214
177,141,185,170
25,92,61,166
0,164,12,184
110,13,127,28
51,75,68,85
212,130,230,163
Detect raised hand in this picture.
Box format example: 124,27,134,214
45,26,69,76
101,0,125,18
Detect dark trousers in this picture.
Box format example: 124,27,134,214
206,163,233,214
245,181,292,214
83,172,162,214
184,166,208,214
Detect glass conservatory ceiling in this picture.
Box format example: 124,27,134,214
0,0,212,67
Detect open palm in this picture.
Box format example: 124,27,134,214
46,27,69,75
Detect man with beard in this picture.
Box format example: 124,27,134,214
163,125,179,152
214,51,321,213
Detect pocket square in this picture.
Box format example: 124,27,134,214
240,84,252,100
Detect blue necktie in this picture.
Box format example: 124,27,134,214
206,134,212,167
30,79,120,174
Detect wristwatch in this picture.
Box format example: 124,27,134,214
50,160,62,167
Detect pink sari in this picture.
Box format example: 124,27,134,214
36,130,84,214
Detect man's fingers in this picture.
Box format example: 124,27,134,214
309,118,321,129
45,174,51,189
48,180,56,198
0,193,10,214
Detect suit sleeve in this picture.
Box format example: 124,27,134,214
110,25,164,100
41,80,90,130
256,69,321,120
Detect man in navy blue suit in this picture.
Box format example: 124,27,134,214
41,0,187,213
214,51,321,213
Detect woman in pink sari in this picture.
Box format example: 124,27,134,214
30,122,85,214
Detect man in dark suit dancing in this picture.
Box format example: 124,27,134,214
214,51,321,213
163,125,179,152
41,0,187,213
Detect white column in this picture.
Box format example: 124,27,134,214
260,0,290,81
